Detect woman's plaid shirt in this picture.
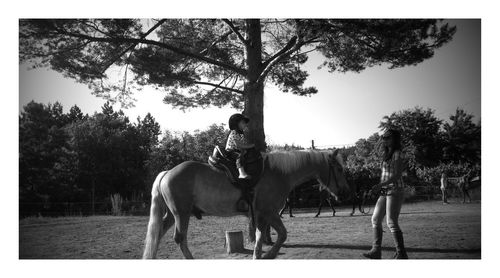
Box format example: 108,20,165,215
380,150,405,190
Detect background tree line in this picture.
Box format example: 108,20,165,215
19,101,229,217
345,106,481,200
19,102,480,217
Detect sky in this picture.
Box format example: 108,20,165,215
19,19,481,148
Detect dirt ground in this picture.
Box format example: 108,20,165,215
19,200,480,259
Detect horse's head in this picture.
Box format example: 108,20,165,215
319,149,350,202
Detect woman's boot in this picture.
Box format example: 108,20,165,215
392,231,409,259
363,227,382,259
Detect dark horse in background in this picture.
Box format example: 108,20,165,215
458,173,481,203
446,172,481,203
279,181,370,217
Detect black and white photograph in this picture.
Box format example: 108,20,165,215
5,0,500,277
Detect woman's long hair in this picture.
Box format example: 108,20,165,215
381,129,402,162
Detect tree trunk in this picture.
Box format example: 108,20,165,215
243,19,266,151
243,82,266,151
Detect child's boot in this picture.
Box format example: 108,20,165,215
238,167,252,179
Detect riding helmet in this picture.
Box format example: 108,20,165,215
229,113,250,130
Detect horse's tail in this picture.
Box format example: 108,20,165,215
143,171,168,259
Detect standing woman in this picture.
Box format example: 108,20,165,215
441,172,449,204
363,129,408,259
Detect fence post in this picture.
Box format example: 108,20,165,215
311,140,315,150
91,178,95,216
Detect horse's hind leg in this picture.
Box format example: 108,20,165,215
360,192,368,214
173,214,194,259
160,211,175,239
262,215,287,259
327,198,336,216
350,196,356,216
464,189,472,203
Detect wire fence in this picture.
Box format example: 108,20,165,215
19,183,480,218
19,139,479,217
20,200,150,217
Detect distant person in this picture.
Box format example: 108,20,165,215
363,129,408,259
441,172,449,204
458,171,472,203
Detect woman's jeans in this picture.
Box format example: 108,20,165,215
371,190,405,233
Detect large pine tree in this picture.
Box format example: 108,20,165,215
20,19,456,151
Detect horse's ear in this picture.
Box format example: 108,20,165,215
331,149,339,157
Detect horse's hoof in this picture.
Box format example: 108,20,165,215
262,252,277,259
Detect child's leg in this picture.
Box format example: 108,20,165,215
236,152,251,179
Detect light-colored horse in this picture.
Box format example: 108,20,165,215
142,149,349,259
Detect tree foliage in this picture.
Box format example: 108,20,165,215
346,107,480,196
442,108,481,164
19,19,455,109
19,101,480,216
379,107,444,169
19,19,456,151
19,102,229,216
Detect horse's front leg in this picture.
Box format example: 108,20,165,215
252,224,264,259
315,198,323,217
264,224,273,245
248,220,273,245
262,214,287,259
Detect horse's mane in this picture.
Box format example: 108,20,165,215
265,150,328,174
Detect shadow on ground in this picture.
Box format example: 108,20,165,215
282,243,480,254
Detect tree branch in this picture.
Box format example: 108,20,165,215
100,19,167,74
222,19,248,46
192,79,244,94
199,30,233,55
172,75,244,94
292,46,320,57
55,27,247,76
205,73,234,95
257,36,304,83
261,36,297,70
21,40,91,58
